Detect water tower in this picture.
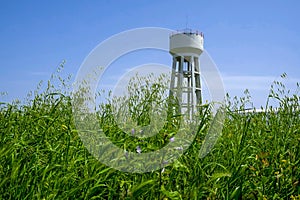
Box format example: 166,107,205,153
169,29,204,119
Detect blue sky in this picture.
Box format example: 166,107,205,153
1,0,299,107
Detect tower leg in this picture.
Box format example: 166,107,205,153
194,56,202,105
177,56,184,113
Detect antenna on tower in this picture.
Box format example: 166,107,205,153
185,15,189,29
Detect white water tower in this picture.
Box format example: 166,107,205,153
169,29,204,119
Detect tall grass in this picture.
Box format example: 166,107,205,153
0,66,299,199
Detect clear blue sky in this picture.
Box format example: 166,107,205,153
1,0,299,107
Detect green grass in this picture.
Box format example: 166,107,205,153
0,68,299,199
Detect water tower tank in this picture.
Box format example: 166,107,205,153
170,31,204,56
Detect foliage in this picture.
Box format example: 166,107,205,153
0,65,299,199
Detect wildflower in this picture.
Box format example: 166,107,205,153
169,137,175,142
162,160,168,165
124,151,128,159
174,146,183,150
249,166,256,171
131,128,135,135
262,159,269,167
136,146,142,154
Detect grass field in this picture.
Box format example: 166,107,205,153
0,68,299,199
